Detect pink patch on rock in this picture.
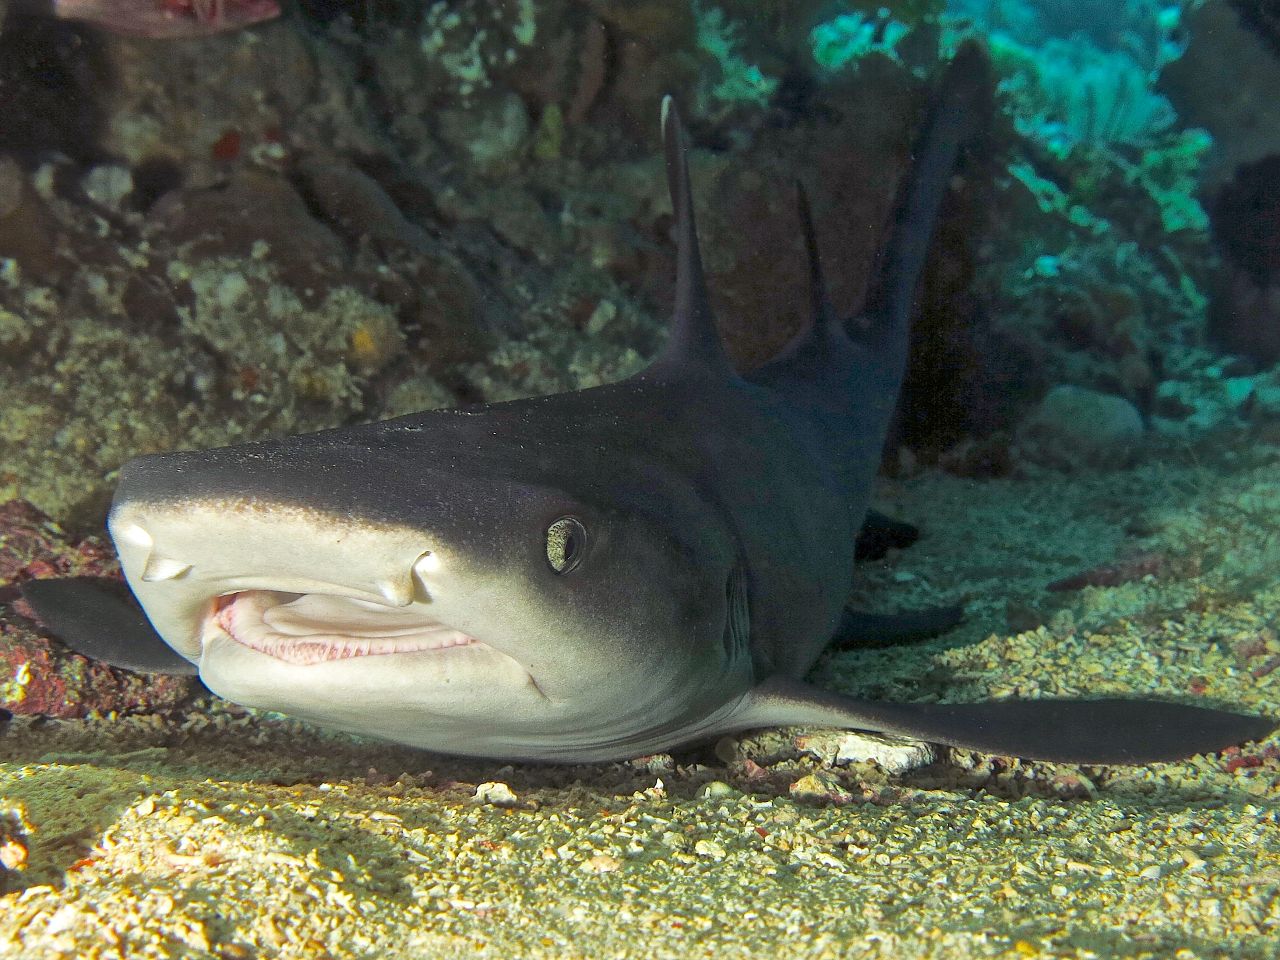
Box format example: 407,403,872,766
0,499,194,717
0,620,191,718
0,500,116,584
1224,755,1264,774
52,0,280,40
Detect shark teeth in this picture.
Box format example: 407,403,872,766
214,591,480,665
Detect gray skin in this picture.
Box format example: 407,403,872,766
29,46,1273,764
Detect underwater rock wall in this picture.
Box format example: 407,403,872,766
0,0,1278,525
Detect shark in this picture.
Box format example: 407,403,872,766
21,45,1273,765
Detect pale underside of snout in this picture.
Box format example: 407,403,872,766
111,494,545,692
105,493,751,760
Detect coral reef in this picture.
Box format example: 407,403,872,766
693,1,779,117
0,500,193,718
0,0,1272,513
996,34,1176,150
950,0,1185,154
51,0,279,39
0,6,1278,952
0,13,108,164
919,1,1241,455
810,10,914,71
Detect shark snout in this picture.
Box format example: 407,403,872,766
111,499,431,602
109,485,438,658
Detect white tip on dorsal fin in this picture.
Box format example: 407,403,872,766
652,96,736,378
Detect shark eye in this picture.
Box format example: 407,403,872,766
545,517,587,574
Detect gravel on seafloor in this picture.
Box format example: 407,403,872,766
2,445,1279,959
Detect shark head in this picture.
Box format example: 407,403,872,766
109,386,755,761
99,95,779,763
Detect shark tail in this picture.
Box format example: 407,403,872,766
853,40,992,356
735,677,1275,765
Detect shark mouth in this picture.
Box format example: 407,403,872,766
210,591,484,666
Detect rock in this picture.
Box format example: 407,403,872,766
0,620,191,718
1016,385,1144,470
698,780,738,799
794,730,936,775
149,170,346,299
0,500,114,583
437,92,531,175
1208,155,1280,364
473,781,520,807
81,164,134,212
0,156,20,217
788,771,855,804
0,155,57,279
294,158,430,254
0,500,194,718
0,16,108,164
1161,2,1280,189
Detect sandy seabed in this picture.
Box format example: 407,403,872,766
2,442,1279,960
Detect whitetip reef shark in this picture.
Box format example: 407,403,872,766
21,45,1273,765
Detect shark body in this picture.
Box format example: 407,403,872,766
24,47,1273,764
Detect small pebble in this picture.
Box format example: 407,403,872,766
0,839,27,871
582,853,621,873
699,781,737,799
693,840,726,860
473,782,519,807
789,771,855,803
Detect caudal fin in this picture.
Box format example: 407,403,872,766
855,40,992,354
740,677,1274,764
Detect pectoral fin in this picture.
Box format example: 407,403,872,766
854,509,920,560
736,677,1274,764
831,604,964,649
19,576,198,676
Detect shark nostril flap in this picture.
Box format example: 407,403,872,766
142,555,193,582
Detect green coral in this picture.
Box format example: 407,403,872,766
808,0,944,72
810,10,913,70
947,1,1191,153
1120,128,1212,234
1000,35,1176,151
694,2,779,113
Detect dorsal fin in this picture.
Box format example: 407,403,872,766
796,181,835,331
651,96,736,377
